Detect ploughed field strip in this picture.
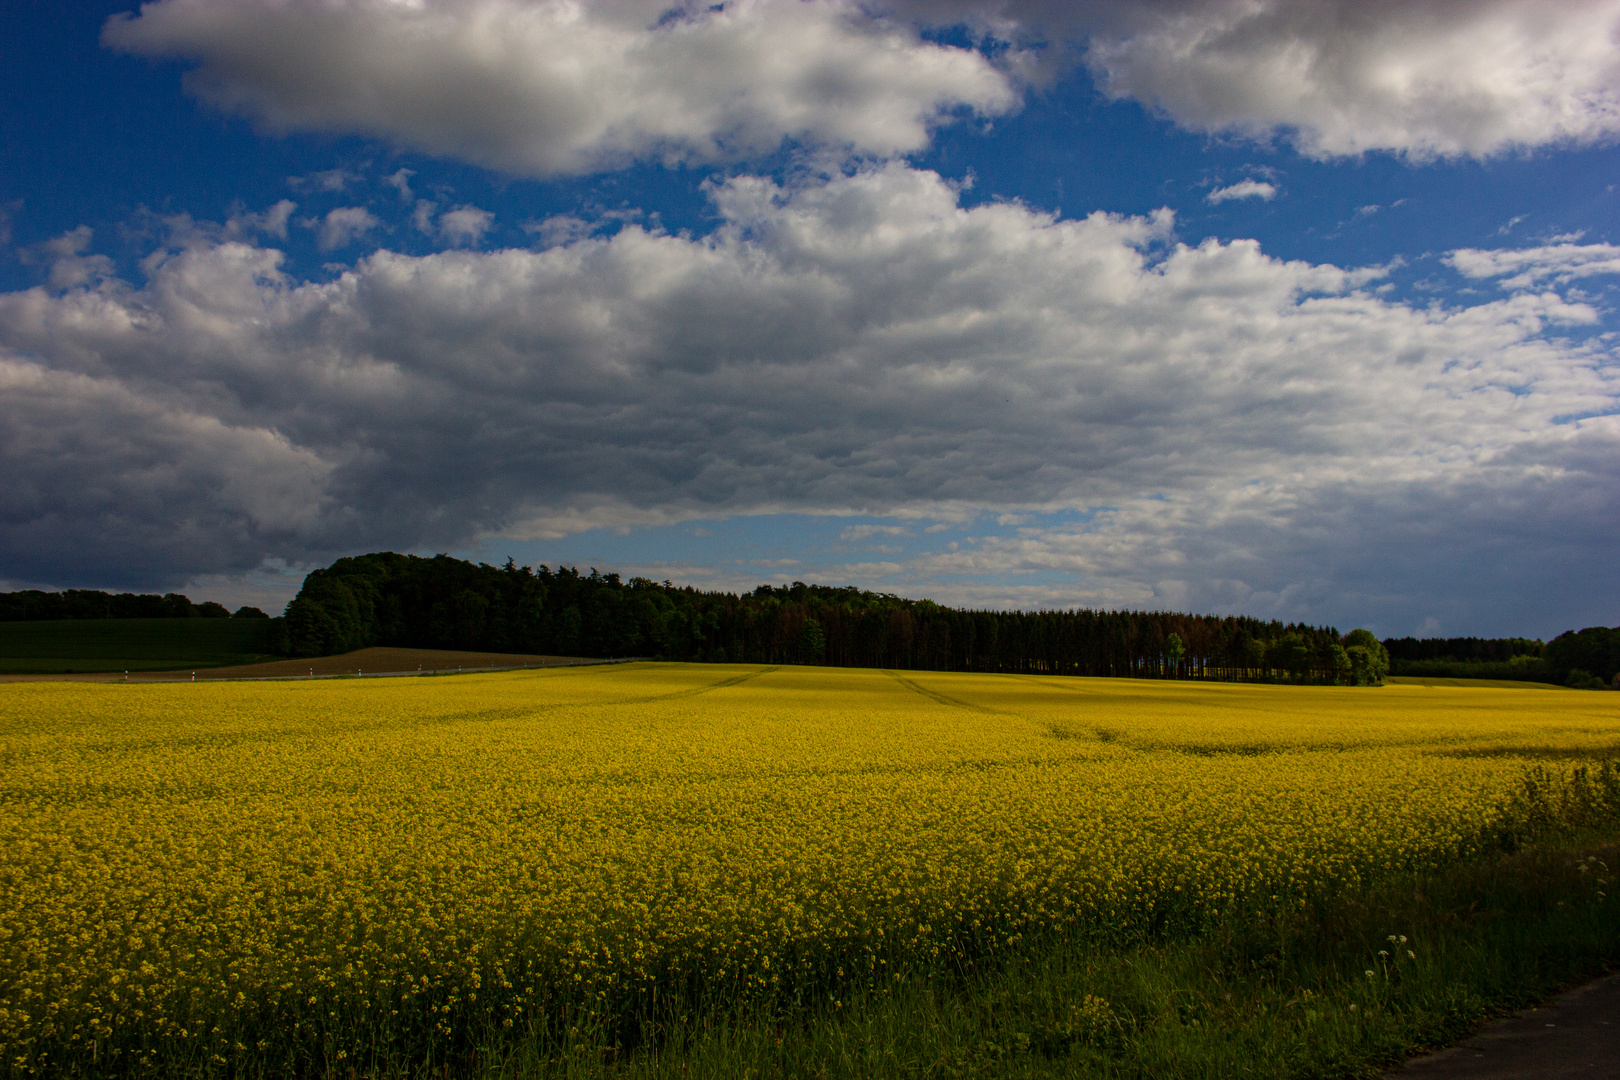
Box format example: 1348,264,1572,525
1,666,1617,1076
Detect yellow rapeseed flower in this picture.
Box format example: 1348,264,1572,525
0,665,1613,1075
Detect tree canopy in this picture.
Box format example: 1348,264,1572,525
0,589,246,622
278,552,1388,684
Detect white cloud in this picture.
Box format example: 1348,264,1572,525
1206,179,1276,204
799,469,1620,633
412,200,439,235
1087,0,1620,160
311,206,381,251
103,0,1020,177
0,165,1615,630
287,167,358,192
410,201,495,246
525,215,595,248
24,227,115,289
101,0,1620,176
1447,243,1620,291
226,199,296,240
890,0,1620,160
438,205,494,247
89,0,1620,191
840,524,910,541
385,168,415,202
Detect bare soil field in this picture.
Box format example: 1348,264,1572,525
0,646,593,682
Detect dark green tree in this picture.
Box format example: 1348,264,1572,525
1343,628,1389,686
800,617,826,665
1165,632,1185,677
1544,626,1619,686
1328,643,1352,684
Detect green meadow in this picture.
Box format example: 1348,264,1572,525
0,619,281,673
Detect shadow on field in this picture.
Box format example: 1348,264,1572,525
1427,745,1620,760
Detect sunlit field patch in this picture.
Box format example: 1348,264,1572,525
1,665,1616,1076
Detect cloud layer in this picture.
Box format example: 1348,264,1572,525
898,0,1620,159
1449,242,1620,290
2,165,1615,629
104,0,1019,176
103,0,1620,178
1094,0,1620,158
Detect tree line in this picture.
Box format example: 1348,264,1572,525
1543,627,1620,689
1382,631,1620,688
1382,635,1550,682
14,555,1611,688
0,589,268,622
1383,636,1544,663
279,551,1392,685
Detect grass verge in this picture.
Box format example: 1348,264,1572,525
495,836,1619,1080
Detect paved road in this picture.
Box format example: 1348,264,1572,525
1386,972,1620,1079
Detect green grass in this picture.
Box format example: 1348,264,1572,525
1388,658,1553,683
1386,676,1571,690
492,836,1619,1080
0,619,280,673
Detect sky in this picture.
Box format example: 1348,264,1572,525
1,0,1618,639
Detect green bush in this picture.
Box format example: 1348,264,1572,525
1564,668,1609,690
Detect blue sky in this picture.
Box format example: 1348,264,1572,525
2,0,1618,638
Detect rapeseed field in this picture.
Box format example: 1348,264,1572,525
1,665,1616,1077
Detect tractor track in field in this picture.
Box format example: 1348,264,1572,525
881,669,1004,713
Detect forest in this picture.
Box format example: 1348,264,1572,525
1542,626,1620,689
8,553,1613,686
1382,633,1620,687
278,552,1391,684
0,589,266,622
1383,636,1545,664
1383,635,1552,682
